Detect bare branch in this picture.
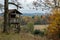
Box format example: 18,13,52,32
8,2,22,9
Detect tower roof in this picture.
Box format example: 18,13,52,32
8,9,22,15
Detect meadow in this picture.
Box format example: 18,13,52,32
0,16,49,40
0,25,48,40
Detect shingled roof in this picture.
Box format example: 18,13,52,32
8,9,22,14
2,9,22,15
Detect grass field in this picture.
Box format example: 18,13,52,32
34,25,48,31
0,25,48,40
0,32,48,40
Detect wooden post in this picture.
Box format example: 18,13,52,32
16,14,20,33
8,13,11,33
16,1,20,33
19,14,21,32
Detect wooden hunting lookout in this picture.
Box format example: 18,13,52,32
7,9,22,33
8,9,22,24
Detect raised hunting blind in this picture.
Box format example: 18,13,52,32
8,9,22,23
8,9,22,33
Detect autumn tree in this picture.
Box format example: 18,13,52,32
46,8,60,40
46,0,60,40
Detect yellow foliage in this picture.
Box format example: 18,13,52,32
47,8,60,39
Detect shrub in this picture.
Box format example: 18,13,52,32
33,30,44,37
21,26,29,33
27,22,34,33
33,30,40,35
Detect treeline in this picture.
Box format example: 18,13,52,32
21,14,51,25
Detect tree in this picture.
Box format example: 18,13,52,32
33,16,41,25
3,0,8,33
46,0,60,40
32,0,60,11
27,22,34,33
47,9,60,40
8,2,22,9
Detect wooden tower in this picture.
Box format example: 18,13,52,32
8,9,22,33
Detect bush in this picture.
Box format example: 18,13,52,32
21,26,29,33
33,30,40,35
33,30,44,37
27,22,34,33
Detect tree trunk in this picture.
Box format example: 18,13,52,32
3,0,8,33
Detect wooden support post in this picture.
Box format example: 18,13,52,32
16,14,21,33
19,14,21,32
16,24,20,33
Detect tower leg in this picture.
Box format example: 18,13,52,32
16,24,20,33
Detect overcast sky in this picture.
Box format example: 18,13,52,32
0,0,51,13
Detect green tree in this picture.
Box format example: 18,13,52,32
27,22,34,33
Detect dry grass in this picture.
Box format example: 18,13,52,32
0,24,49,40
0,33,34,40
0,32,48,40
34,25,48,31
0,25,49,40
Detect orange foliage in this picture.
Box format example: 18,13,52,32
47,8,60,40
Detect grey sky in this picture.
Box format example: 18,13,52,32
0,0,51,13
